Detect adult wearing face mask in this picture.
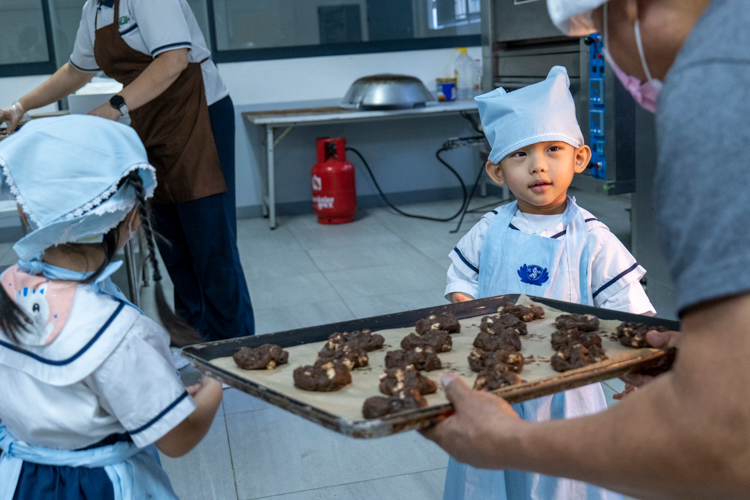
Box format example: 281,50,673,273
423,0,750,498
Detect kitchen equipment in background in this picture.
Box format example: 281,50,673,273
312,137,356,225
341,74,436,109
436,78,457,101
481,0,636,194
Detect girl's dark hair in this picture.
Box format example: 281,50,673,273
0,171,202,347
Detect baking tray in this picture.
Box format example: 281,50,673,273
182,295,679,438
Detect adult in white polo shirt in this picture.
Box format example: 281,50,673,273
0,0,255,342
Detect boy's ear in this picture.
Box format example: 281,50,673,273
574,145,592,174
485,160,506,185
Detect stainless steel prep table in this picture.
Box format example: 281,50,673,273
243,100,479,229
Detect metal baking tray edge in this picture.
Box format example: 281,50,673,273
182,294,680,439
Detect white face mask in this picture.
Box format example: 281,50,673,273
603,3,663,113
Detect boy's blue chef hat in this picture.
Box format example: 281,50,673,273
476,66,584,165
0,115,156,262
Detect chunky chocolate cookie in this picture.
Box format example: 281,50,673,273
616,322,668,349
473,329,522,352
384,347,442,371
362,388,428,419
496,302,545,322
322,329,385,353
551,344,608,373
473,363,522,391
550,328,603,352
379,366,437,396
400,330,452,353
293,361,352,392
316,344,369,370
415,312,460,335
468,348,525,373
233,344,289,370
479,315,528,336
554,314,600,332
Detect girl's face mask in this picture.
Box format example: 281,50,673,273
603,3,662,113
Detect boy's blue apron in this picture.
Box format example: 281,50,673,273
444,198,621,500
0,425,178,500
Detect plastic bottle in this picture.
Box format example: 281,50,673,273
454,48,476,101
474,58,483,97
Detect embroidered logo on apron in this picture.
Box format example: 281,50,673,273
517,264,549,286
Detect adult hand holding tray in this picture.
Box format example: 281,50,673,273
181,295,678,438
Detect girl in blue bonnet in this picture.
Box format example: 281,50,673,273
443,67,655,500
0,115,222,499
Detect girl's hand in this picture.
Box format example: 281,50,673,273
186,376,221,398
186,379,203,397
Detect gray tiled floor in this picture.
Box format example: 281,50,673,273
150,189,634,500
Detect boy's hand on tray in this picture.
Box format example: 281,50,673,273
450,292,474,303
616,329,682,399
420,374,522,469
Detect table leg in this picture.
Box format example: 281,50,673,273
266,125,276,229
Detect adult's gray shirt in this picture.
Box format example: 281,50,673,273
656,0,750,313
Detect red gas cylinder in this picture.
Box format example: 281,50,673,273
311,137,356,224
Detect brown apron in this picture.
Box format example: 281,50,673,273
93,0,226,204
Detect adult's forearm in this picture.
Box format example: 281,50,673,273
492,297,750,499
118,49,188,112
18,63,94,112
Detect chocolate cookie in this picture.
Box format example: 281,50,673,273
379,366,437,396
384,347,442,371
468,348,525,373
473,329,522,352
415,312,460,335
293,361,352,392
550,328,603,352
473,363,522,391
554,314,600,332
496,302,545,322
316,344,369,370
550,344,608,373
479,315,528,336
233,344,289,370
616,322,668,349
400,330,452,353
362,388,428,419
323,329,385,353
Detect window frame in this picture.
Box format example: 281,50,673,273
205,0,480,64
0,0,58,78
0,0,481,77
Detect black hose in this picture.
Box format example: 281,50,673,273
346,146,468,223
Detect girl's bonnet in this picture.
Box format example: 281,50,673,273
0,115,157,385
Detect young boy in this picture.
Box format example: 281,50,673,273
442,66,655,500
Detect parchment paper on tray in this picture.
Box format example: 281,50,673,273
209,295,659,422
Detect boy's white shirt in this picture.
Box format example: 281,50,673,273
0,285,196,450
446,203,656,315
